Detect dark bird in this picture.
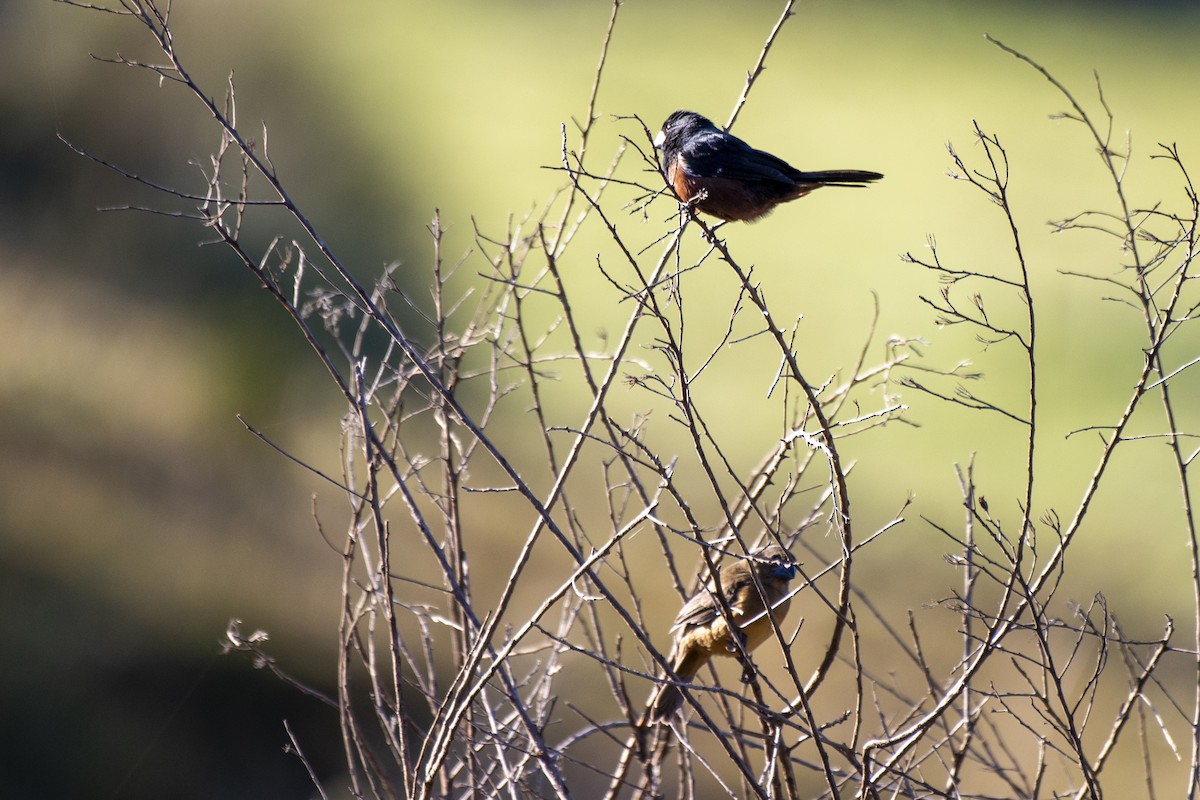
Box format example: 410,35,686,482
653,110,883,222
651,544,798,721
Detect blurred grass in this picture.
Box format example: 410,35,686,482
2,0,1200,795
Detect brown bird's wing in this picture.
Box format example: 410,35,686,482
670,580,722,631
670,568,758,632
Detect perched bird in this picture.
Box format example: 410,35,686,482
653,109,883,222
651,544,798,720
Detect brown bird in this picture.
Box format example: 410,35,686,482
653,110,883,222
651,544,798,720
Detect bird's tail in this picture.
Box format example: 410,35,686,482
650,648,707,721
794,169,884,187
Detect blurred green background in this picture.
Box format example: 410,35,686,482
3,0,1200,796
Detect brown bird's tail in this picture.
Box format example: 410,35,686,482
650,647,709,721
791,169,884,187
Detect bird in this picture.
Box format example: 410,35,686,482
653,109,883,222
650,544,798,721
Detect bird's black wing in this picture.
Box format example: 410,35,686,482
679,129,798,185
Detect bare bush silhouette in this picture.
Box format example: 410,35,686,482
58,1,1200,798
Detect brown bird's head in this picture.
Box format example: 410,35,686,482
752,544,797,583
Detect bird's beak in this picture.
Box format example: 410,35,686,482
653,129,666,149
